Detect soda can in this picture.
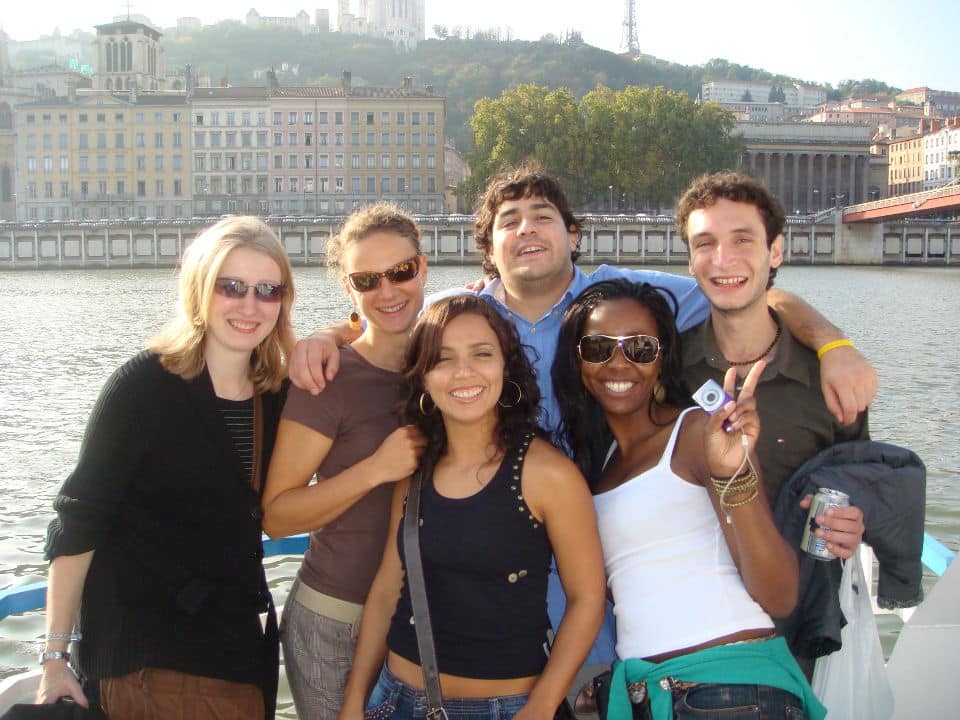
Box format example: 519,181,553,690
801,487,850,560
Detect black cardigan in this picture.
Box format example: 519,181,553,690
45,350,286,711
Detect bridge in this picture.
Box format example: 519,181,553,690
843,181,960,223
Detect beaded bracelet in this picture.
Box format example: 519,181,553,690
45,631,82,643
719,487,759,510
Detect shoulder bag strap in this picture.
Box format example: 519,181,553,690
402,467,446,720
251,392,264,493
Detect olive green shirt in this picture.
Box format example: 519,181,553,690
681,311,869,504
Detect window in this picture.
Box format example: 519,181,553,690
427,132,437,146
319,133,328,146
397,132,405,146
305,132,313,146
335,112,343,125
427,111,436,125
195,114,204,125
257,112,266,126
366,176,375,193
335,154,344,168
412,154,421,169
397,177,406,192
174,180,182,196
304,177,314,193
412,177,421,193
136,132,145,148
155,156,164,171
304,111,313,125
174,112,183,122
43,181,53,198
351,154,360,169
195,155,205,171
290,177,298,193
412,133,421,147
173,132,182,147
397,154,406,169
60,181,69,198
156,180,165,196
289,154,298,169
210,132,221,148
366,112,375,125
319,111,328,124
96,113,105,123
242,111,251,126
225,155,236,170
427,153,436,169
226,112,236,126
396,111,405,125
366,154,376,169
241,132,252,147
275,177,283,193
304,155,313,169
366,132,375,146
381,111,390,125
289,112,298,125
210,112,220,126
381,154,391,169
194,132,206,148
273,112,282,125
381,177,391,193
96,156,107,171
350,111,360,125
335,177,344,192
351,132,360,146
78,134,88,149
274,155,283,169
257,131,268,147
80,181,89,197
27,156,38,172
351,177,361,193
79,113,87,123
79,156,89,172
335,132,344,146
257,153,268,170
173,155,183,171
225,132,236,148
97,133,107,149
274,132,283,146
319,155,329,168
60,156,69,171
412,112,421,125
288,132,297,146
241,153,252,170
116,180,125,196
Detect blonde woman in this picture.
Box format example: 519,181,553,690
262,203,428,720
38,217,295,720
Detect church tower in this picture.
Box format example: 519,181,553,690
92,19,165,92
367,0,425,50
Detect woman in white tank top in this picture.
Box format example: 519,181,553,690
553,279,824,720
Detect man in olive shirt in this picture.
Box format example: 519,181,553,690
676,171,869,557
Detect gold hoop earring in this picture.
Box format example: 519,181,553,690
418,392,436,416
498,380,523,409
653,380,666,405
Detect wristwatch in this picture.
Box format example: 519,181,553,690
38,650,71,665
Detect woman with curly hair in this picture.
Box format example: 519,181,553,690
340,294,606,720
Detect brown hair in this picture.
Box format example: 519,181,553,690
473,163,582,277
400,295,541,468
326,202,421,271
675,171,785,287
148,216,295,392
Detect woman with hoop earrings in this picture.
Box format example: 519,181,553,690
262,203,428,720
340,294,605,720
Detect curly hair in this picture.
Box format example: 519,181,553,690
552,280,690,487
473,162,582,278
400,295,541,469
674,171,786,289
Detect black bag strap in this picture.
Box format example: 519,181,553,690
402,467,446,720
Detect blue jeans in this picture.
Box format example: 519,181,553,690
667,682,805,720
365,664,529,720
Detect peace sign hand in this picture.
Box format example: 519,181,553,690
704,360,765,478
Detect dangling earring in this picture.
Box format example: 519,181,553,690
418,392,436,416
348,311,362,331
498,380,523,408
653,380,666,405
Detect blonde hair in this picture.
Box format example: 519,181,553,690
325,202,421,271
148,216,296,392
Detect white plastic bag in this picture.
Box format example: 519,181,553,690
811,551,894,720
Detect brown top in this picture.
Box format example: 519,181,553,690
282,345,403,603
682,311,869,503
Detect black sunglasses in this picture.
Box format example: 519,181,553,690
577,334,661,365
214,277,287,303
347,256,420,293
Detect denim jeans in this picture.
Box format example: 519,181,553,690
667,682,805,720
365,664,529,720
280,594,359,720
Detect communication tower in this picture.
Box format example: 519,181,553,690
621,0,640,57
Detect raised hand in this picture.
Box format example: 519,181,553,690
705,360,765,478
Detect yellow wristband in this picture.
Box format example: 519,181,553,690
817,339,855,360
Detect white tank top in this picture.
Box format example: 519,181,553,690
593,407,773,660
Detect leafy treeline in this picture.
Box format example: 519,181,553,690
465,84,743,210
158,23,880,151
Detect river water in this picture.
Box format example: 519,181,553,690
1,264,958,713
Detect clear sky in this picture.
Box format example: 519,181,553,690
3,0,957,92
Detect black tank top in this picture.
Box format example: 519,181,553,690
387,434,552,679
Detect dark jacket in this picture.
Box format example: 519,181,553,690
773,440,926,659
45,351,286,718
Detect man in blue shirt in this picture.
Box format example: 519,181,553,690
290,164,877,665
